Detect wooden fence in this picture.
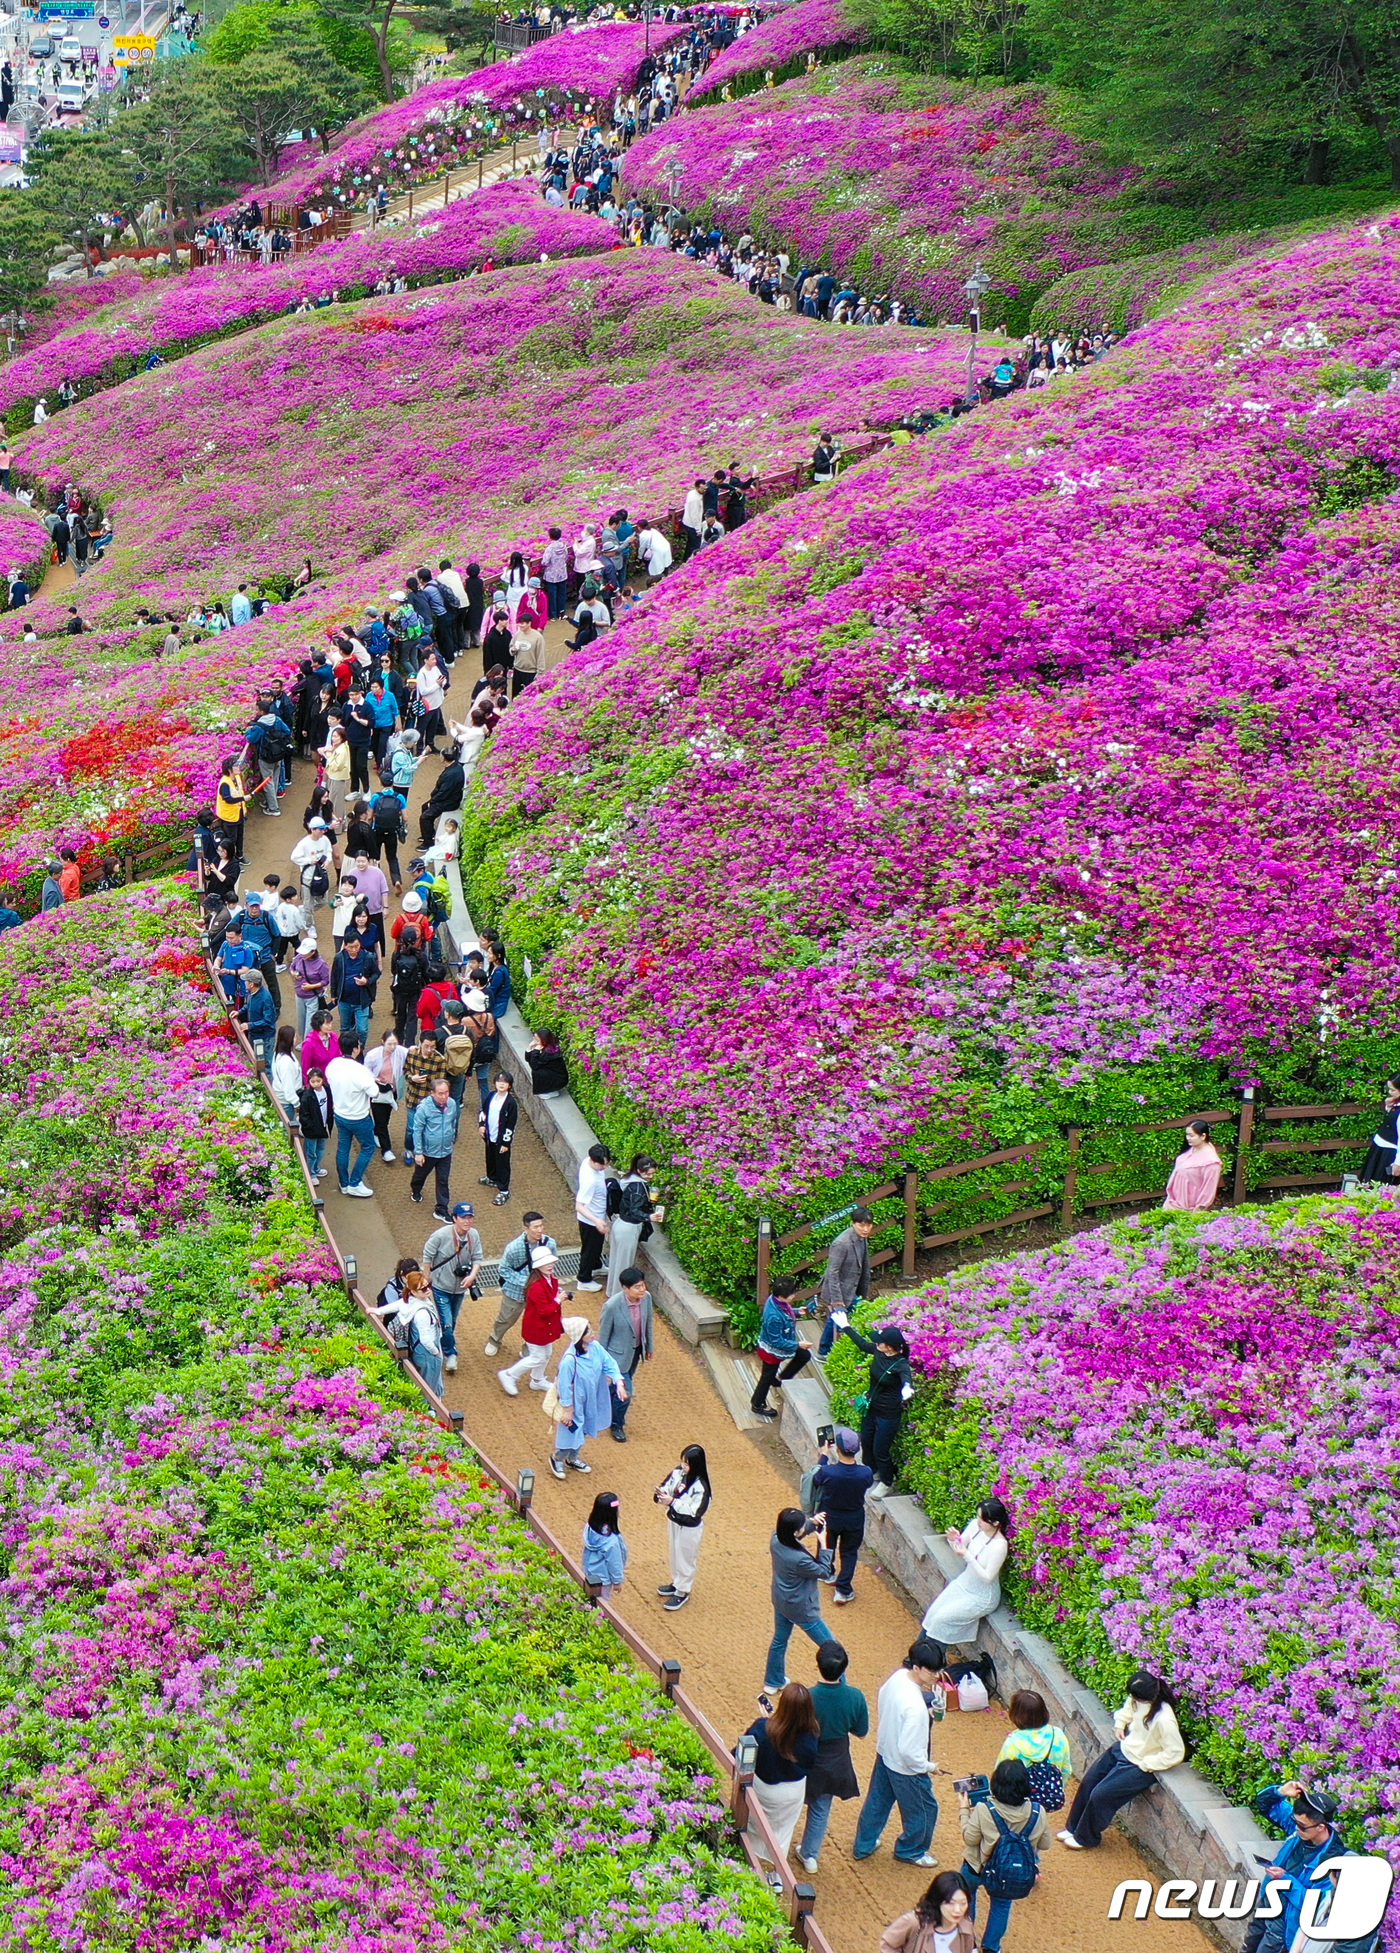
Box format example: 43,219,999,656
197,899,836,1953
758,1090,1375,1311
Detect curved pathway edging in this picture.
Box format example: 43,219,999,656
441,848,1272,1950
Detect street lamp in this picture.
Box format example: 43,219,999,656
664,156,682,221
963,261,991,405
516,1467,536,1513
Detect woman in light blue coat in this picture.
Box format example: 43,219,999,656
551,1316,627,1479
582,1491,629,1600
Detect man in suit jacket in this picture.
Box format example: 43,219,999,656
478,1070,517,1206
599,1266,654,1443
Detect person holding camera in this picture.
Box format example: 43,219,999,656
762,1506,836,1696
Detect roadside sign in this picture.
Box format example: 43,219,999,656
38,2,96,17
112,29,154,61
97,13,110,24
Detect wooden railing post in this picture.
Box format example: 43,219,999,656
660,1657,681,1699
1061,1125,1081,1230
1233,1088,1256,1205
791,1882,817,1942
901,1170,917,1279
756,1216,772,1320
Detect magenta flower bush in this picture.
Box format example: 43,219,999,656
0,497,58,589
462,211,1400,1298
14,253,996,628
0,253,996,894
826,1193,1400,1921
0,883,779,1948
624,61,1169,322
0,185,619,428
8,271,148,355
689,0,866,102
228,21,687,217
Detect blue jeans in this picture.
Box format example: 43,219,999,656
433,1287,462,1359
609,1353,640,1431
853,1757,937,1862
335,1114,376,1188
304,1136,326,1177
409,1321,442,1396
447,1071,466,1106
764,1611,835,1690
338,999,371,1041
475,1062,492,1110
962,1863,1013,1952
798,1793,834,1863
818,1311,839,1358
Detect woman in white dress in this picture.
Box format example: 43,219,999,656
921,1498,1009,1645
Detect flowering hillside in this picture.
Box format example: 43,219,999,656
15,253,999,632
238,21,688,217
463,211,1400,1297
689,0,866,101
0,186,619,428
0,883,777,1949
825,1194,1400,1922
0,255,997,894
625,61,1165,323
0,498,57,590
1027,225,1315,335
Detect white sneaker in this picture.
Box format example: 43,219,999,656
497,1370,519,1396
484,1339,500,1357
800,1857,819,1876
867,1480,891,1500
445,1355,457,1375
576,1280,602,1292
341,1183,374,1198
529,1377,550,1390
381,1149,396,1163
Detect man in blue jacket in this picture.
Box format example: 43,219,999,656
1250,1789,1382,1953
407,1076,460,1221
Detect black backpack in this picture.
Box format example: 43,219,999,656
372,790,403,830
981,1804,1041,1902
259,722,291,764
307,862,330,900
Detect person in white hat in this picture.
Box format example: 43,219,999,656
497,1243,570,1395
549,1317,626,1479
290,817,335,931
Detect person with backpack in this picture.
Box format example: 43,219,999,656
368,782,408,894
1058,1670,1184,1849
390,924,430,1042
996,1691,1072,1816
292,819,335,931
421,1202,483,1378
371,1260,443,1395
605,1154,659,1290
812,1427,874,1604
241,701,292,816
485,1211,558,1358
958,1759,1048,1950
444,996,486,1108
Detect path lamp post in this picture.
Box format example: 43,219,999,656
963,261,990,405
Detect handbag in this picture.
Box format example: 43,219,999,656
541,1380,571,1424
1023,1731,1066,1812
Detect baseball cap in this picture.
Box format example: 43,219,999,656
834,1426,860,1455
450,1201,475,1219
1294,1788,1340,1821
308,816,327,829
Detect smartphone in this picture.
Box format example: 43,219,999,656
817,1423,834,1447
953,1777,976,1796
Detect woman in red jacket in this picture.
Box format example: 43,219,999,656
496,1245,570,1395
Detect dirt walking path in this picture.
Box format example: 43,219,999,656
237,709,1204,1953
